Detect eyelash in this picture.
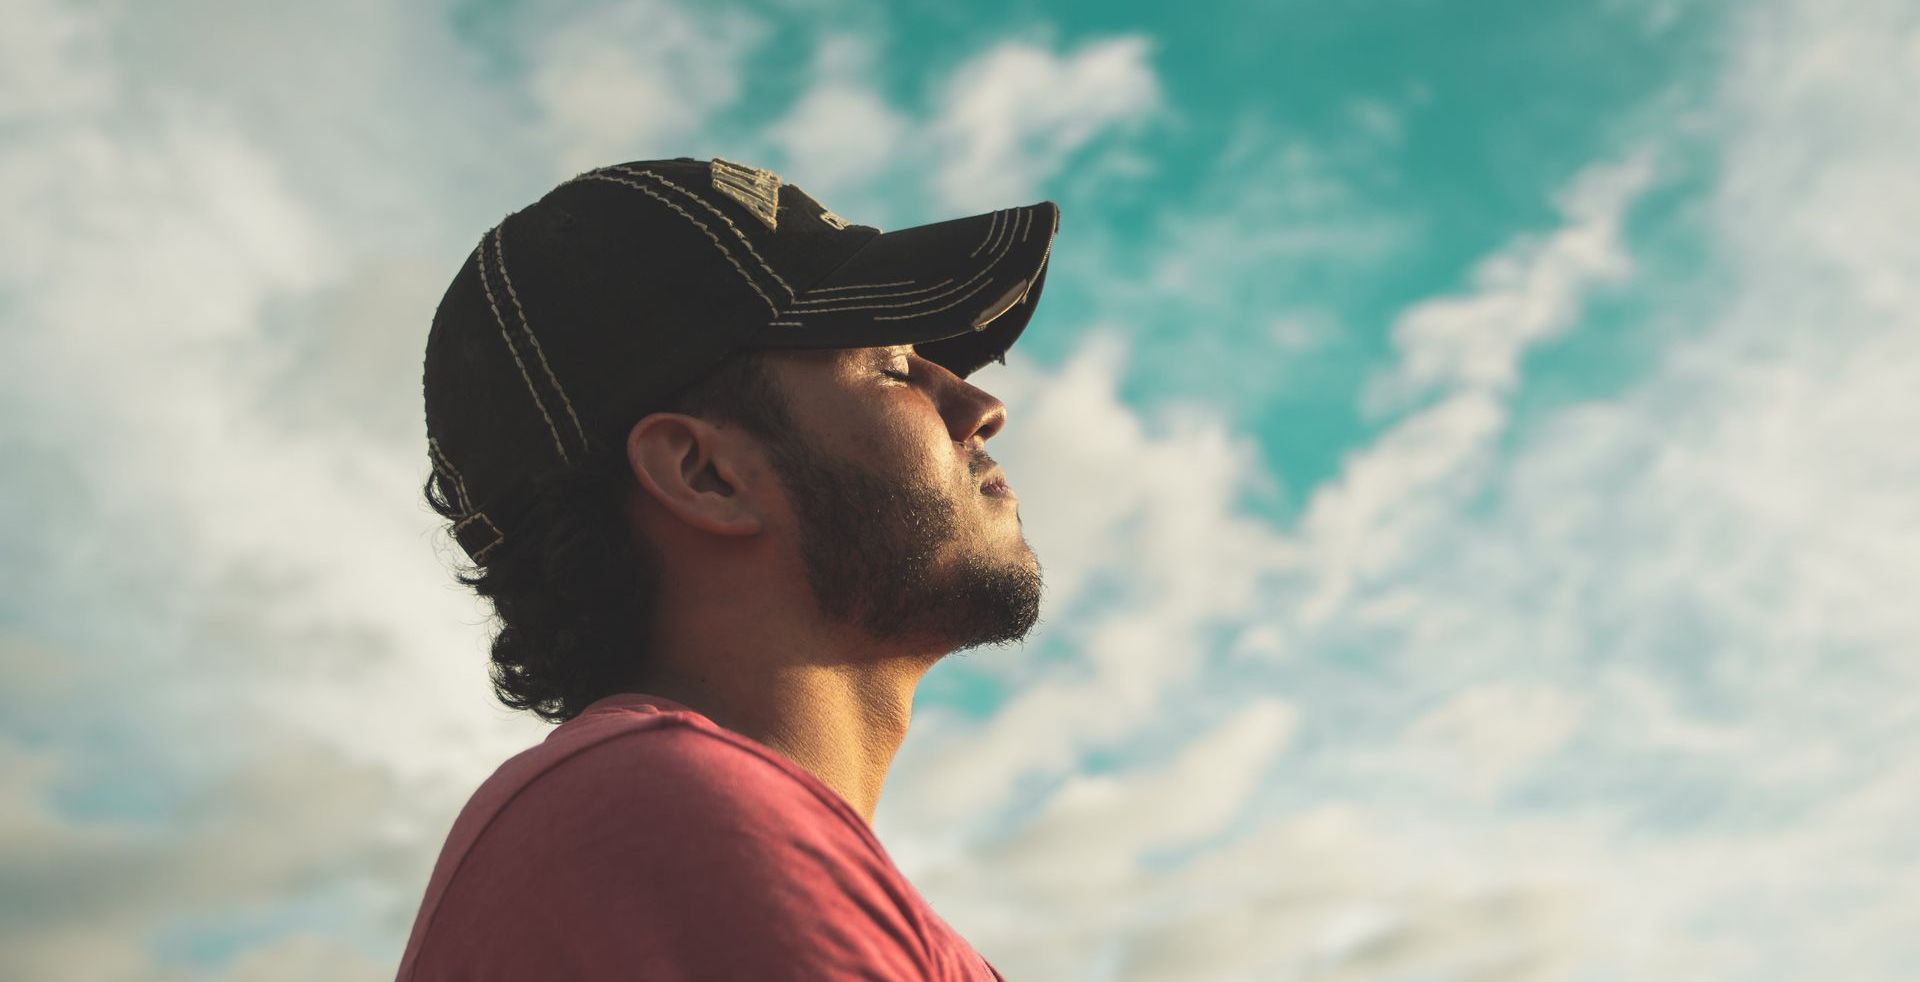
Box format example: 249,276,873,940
881,369,912,383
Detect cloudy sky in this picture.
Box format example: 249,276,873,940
3,0,1917,979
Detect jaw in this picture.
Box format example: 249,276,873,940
971,520,1041,582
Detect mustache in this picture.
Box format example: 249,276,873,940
966,444,997,479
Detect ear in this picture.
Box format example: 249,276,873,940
625,413,766,538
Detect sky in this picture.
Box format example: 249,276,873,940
2,0,1917,979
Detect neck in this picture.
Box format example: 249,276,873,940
632,639,935,825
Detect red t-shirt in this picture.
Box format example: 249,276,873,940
396,692,1004,981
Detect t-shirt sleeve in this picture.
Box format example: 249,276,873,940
407,724,944,982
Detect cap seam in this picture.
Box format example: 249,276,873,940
427,438,473,515
872,275,998,322
495,224,589,455
475,237,572,464
983,206,1016,257
607,165,797,302
968,210,1005,259
571,172,782,317
802,278,914,295
788,277,957,307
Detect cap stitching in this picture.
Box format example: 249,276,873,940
802,279,914,295
984,205,1017,258
430,437,506,563
495,224,589,454
453,510,505,563
609,165,796,301
872,275,997,322
968,210,1004,259
788,277,957,307
772,210,1030,317
575,173,781,316
913,206,1049,332
428,438,473,514
475,238,572,464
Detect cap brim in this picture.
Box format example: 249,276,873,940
753,201,1059,378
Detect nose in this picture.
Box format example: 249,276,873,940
961,388,1007,445
918,353,1007,447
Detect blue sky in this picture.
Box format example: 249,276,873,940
4,0,1918,979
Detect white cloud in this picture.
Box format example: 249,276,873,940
1389,683,1587,801
1278,149,1654,629
984,698,1296,888
760,31,1165,228
178,935,391,982
1113,808,1591,982
0,708,428,982
529,0,768,175
1362,148,1655,414
764,35,911,193
758,31,1167,223
0,0,112,121
926,35,1162,210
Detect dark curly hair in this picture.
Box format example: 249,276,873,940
424,349,797,723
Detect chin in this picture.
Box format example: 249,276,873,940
970,523,1037,571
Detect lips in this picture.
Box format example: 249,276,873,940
980,469,1013,497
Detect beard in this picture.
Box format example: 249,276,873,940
761,432,1043,652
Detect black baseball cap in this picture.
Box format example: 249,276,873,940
424,156,1060,563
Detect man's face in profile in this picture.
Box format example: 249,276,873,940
758,344,1042,653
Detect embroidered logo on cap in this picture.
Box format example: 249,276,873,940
710,157,782,231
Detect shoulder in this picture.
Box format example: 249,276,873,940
442,703,885,879
410,707,936,968
525,705,868,836
402,704,944,980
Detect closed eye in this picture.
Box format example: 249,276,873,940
880,369,913,383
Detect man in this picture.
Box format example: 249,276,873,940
397,157,1058,980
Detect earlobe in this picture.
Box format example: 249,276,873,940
626,414,765,537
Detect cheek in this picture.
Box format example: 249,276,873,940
816,385,959,485
866,398,950,462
